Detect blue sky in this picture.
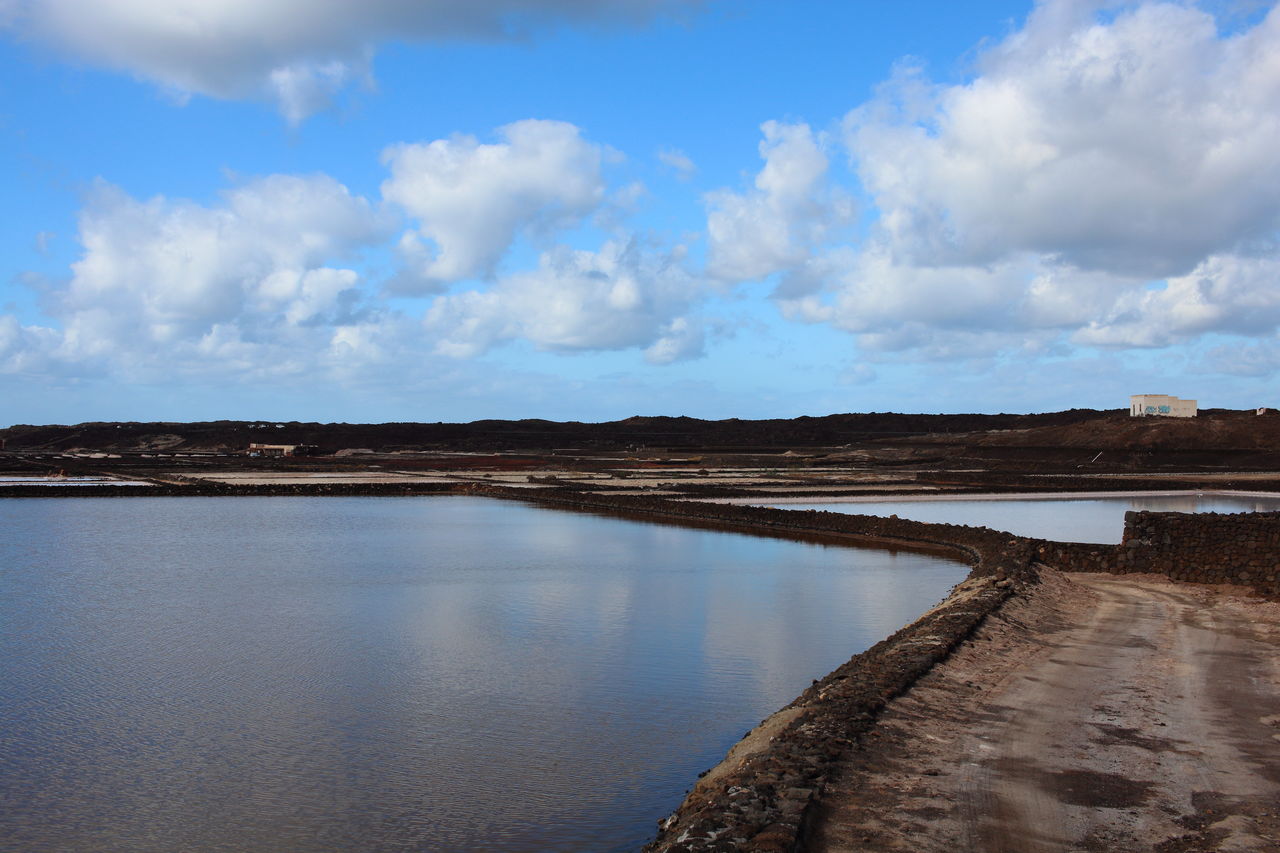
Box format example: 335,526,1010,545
2,0,1279,425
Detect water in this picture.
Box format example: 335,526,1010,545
0,496,966,852
0,476,153,487
770,493,1280,544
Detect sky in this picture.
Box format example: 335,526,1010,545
2,0,1279,425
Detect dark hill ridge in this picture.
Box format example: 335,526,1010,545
1,410,1112,453
901,409,1280,452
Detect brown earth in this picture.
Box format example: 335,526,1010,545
913,409,1280,452
806,570,1280,852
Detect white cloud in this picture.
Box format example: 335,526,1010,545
844,1,1280,278
266,59,363,126
47,174,389,375
382,120,607,290
826,250,1035,337
8,0,703,121
657,147,697,180
705,121,852,284
3,119,710,387
1075,253,1280,348
760,1,1280,366
425,237,703,359
643,316,704,364
0,314,64,374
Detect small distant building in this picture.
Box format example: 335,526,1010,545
246,443,317,457
1130,394,1197,418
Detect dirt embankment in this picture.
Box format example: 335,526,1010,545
806,570,1280,852
643,569,1030,852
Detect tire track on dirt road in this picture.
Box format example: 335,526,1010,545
807,571,1280,852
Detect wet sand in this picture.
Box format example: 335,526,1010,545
807,570,1280,852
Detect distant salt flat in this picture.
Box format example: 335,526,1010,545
736,484,943,494
0,475,153,487
193,471,455,485
742,491,1280,544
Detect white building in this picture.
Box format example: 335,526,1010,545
1130,394,1197,418
246,443,317,457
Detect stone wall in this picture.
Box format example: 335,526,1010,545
472,486,1026,578
1037,510,1280,598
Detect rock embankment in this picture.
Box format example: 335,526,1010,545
1038,510,1280,598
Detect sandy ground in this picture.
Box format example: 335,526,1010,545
807,570,1280,852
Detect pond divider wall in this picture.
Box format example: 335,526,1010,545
1036,510,1280,598
0,481,458,498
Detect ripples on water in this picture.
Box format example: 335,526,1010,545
0,496,966,851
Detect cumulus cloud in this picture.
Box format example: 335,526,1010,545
382,120,607,290
7,0,702,121
3,115,713,386
39,174,393,378
705,121,852,284
846,2,1280,277
753,1,1280,366
1075,253,1280,348
425,237,704,360
643,316,704,364
0,314,64,374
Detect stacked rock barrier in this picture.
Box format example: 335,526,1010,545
1037,510,1280,598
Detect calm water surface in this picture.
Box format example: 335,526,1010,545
0,497,966,852
773,493,1280,544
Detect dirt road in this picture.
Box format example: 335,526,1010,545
807,570,1280,852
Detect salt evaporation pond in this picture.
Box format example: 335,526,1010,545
767,492,1280,544
0,496,966,852
0,475,153,487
